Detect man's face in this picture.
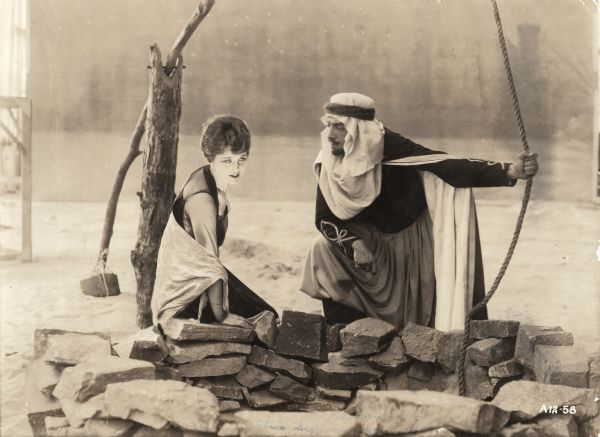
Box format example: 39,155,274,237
323,116,347,157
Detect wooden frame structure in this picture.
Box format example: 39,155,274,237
594,4,600,204
0,96,32,261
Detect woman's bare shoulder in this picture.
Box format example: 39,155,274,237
182,168,211,199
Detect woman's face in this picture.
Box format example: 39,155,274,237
210,148,249,187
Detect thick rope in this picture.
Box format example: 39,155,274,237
457,0,534,396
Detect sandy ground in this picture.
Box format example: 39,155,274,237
1,192,599,435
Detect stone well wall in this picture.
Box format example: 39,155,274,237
27,311,600,436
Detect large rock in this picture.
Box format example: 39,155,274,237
113,327,168,363
178,356,246,378
489,359,524,379
312,353,382,389
241,388,288,409
234,411,361,437
402,322,441,362
513,325,574,369
470,320,519,339
30,359,63,398
59,393,108,427
581,413,600,437
166,340,251,364
534,415,579,437
274,310,327,361
235,364,275,389
366,336,409,372
492,380,598,421
104,379,219,433
164,318,255,343
194,376,244,400
326,324,345,353
533,345,590,388
435,330,463,373
339,318,396,358
34,329,111,358
52,356,155,402
268,374,313,403
467,338,515,367
219,400,241,412
84,418,136,437
248,310,278,349
42,331,112,366
247,346,311,384
356,390,509,435
218,422,240,437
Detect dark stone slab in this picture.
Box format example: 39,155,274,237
513,325,574,370
435,329,463,373
235,364,276,389
326,323,345,353
269,374,313,403
241,387,288,409
178,356,246,378
402,322,441,362
367,336,409,372
194,376,244,400
247,346,311,384
248,310,278,349
113,327,168,363
465,360,495,401
274,310,327,361
340,318,396,358
163,318,255,343
488,359,523,379
166,339,251,364
467,338,515,367
408,361,435,382
312,353,382,390
470,320,520,339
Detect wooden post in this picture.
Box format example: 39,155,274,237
131,46,183,328
21,98,32,261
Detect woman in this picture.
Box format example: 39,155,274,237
151,115,276,329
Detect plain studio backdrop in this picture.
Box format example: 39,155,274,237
18,0,597,203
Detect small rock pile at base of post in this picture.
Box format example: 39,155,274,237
25,314,599,436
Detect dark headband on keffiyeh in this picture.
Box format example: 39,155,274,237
324,102,375,121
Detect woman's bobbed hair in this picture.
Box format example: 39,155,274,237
200,115,251,162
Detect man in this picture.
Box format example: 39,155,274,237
299,93,538,331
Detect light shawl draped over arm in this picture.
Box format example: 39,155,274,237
151,213,229,327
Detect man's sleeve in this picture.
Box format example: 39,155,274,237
315,184,359,260
386,134,516,188
419,158,516,188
